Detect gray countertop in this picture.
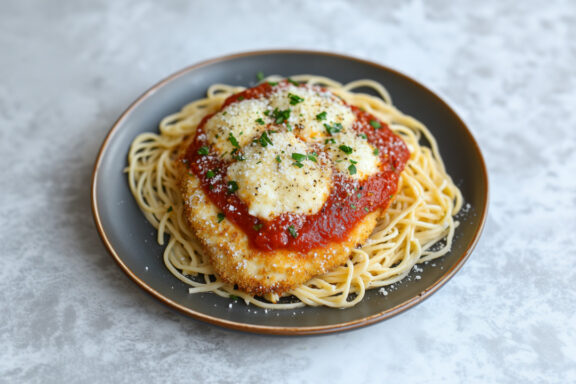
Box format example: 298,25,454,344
1,0,575,382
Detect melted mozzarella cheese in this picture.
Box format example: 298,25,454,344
203,99,269,159
226,131,332,220
268,86,355,143
325,129,381,180
203,84,381,219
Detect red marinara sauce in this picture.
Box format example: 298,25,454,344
184,80,410,253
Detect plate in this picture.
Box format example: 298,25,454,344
91,50,488,335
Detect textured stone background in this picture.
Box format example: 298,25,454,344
1,0,575,383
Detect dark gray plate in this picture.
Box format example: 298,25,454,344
92,50,488,335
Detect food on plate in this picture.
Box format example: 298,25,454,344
127,75,462,309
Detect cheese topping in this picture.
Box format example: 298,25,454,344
227,132,331,220
201,83,381,220
204,98,269,159
325,128,381,180
268,85,356,143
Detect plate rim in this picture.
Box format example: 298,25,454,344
91,49,489,335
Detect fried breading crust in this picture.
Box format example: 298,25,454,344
180,171,379,297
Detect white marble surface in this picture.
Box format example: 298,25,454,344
1,0,575,382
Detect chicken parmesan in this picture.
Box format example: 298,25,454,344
127,75,462,309
180,80,409,296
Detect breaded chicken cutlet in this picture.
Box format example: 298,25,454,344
178,80,408,299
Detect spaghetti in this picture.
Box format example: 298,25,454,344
127,75,463,309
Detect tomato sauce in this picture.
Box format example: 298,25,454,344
184,81,409,253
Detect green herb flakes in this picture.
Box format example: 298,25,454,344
348,164,357,175
339,145,353,154
369,120,381,130
197,146,210,155
287,78,299,86
288,225,298,238
324,122,343,135
288,93,304,105
227,180,239,194
291,153,307,162
272,108,291,124
259,131,273,147
228,132,240,148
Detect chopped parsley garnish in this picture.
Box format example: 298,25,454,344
359,133,367,140
357,193,362,199
237,95,245,101
325,138,336,145
257,71,265,81
351,204,357,209
348,164,357,175
272,108,291,124
229,294,240,300
324,122,343,135
231,150,245,161
307,153,317,162
253,223,263,231
275,155,282,163
228,132,240,148
369,119,381,130
287,78,299,86
350,159,358,164
339,145,353,154
255,118,265,125
288,93,304,105
316,111,327,121
288,225,298,238
227,180,239,194
206,169,216,179
291,153,307,162
167,206,173,212
364,207,370,212
286,123,293,132
267,81,278,86
197,146,210,155
259,131,273,147
292,161,304,168
373,148,379,156
263,110,270,116
217,213,226,223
